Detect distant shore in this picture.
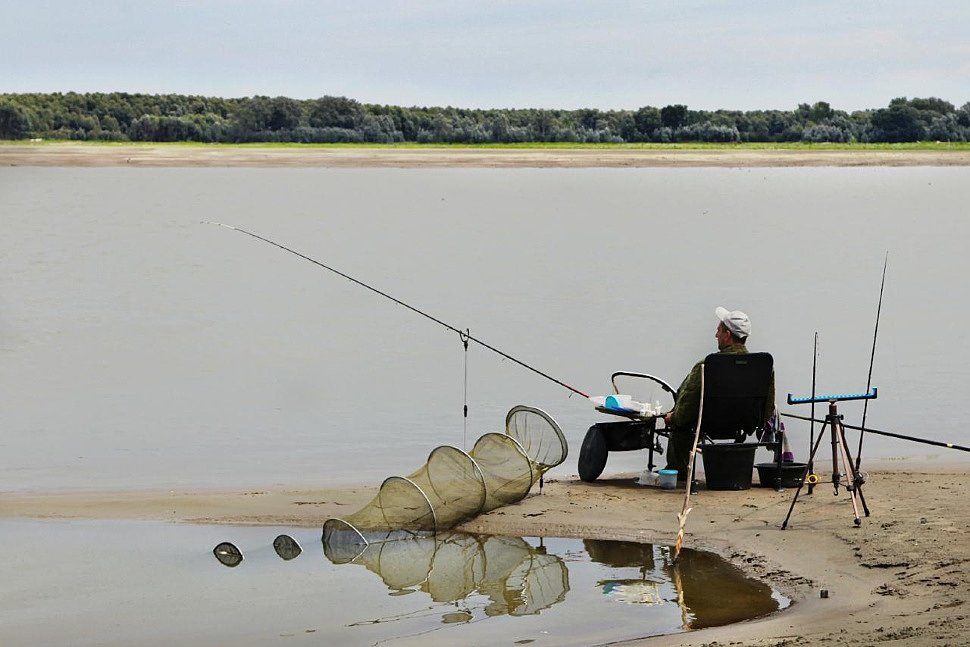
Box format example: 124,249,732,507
4,142,970,168
3,462,968,646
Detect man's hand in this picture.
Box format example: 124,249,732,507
663,412,673,427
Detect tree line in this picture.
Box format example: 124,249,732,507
1,92,969,144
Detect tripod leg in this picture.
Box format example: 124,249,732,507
856,478,870,517
836,422,870,516
837,422,870,520
781,421,829,529
835,421,862,525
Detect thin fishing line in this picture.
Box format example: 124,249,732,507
781,412,968,453
204,222,591,399
855,253,888,470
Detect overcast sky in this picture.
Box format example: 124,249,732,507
4,1,968,111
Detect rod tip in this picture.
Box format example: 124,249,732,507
202,220,236,230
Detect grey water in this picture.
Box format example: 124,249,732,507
1,166,968,492
0,520,788,646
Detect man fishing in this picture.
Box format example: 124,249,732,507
662,307,775,480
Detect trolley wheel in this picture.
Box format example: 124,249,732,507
578,425,608,482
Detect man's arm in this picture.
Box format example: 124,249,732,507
666,361,702,430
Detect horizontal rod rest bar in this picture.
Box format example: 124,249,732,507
787,388,877,404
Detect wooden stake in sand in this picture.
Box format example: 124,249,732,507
674,366,705,560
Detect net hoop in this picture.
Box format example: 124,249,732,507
471,432,535,511
424,445,488,516
378,475,438,534
505,404,569,471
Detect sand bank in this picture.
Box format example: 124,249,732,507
3,463,967,646
3,143,970,168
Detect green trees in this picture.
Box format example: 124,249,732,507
232,96,302,133
864,97,970,142
633,106,661,141
309,96,363,129
0,101,32,139
870,99,926,142
0,92,966,144
660,104,688,129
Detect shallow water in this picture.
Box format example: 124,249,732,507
0,167,968,492
0,520,788,646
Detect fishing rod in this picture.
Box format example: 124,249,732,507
808,332,818,494
855,253,888,470
204,222,591,399
781,412,969,453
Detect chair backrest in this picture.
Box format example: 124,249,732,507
699,352,773,442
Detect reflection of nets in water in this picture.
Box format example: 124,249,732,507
324,531,569,617
323,405,566,551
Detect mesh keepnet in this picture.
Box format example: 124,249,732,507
322,405,567,550
470,433,534,512
322,475,436,562
505,405,569,474
406,446,486,530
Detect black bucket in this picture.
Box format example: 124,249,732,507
755,462,807,488
700,443,757,490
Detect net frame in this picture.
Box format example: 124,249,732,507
505,405,568,474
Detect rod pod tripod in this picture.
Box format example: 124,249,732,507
781,389,876,529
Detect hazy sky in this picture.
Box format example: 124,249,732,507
4,1,968,111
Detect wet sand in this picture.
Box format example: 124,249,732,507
3,143,970,168
3,462,967,646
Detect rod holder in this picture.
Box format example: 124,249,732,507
787,388,877,405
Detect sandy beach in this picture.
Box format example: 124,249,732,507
3,143,970,168
3,462,967,646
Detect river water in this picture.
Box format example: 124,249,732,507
1,166,967,492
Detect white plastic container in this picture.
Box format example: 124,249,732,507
658,469,679,490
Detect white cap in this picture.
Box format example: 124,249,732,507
715,306,751,338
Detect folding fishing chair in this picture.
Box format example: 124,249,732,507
689,352,780,491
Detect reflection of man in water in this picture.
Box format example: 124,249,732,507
662,307,774,479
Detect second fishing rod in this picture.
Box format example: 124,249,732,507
205,221,592,401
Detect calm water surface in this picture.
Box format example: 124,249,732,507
1,167,968,491
0,520,787,646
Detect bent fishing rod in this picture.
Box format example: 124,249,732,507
780,412,969,453
204,222,591,399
